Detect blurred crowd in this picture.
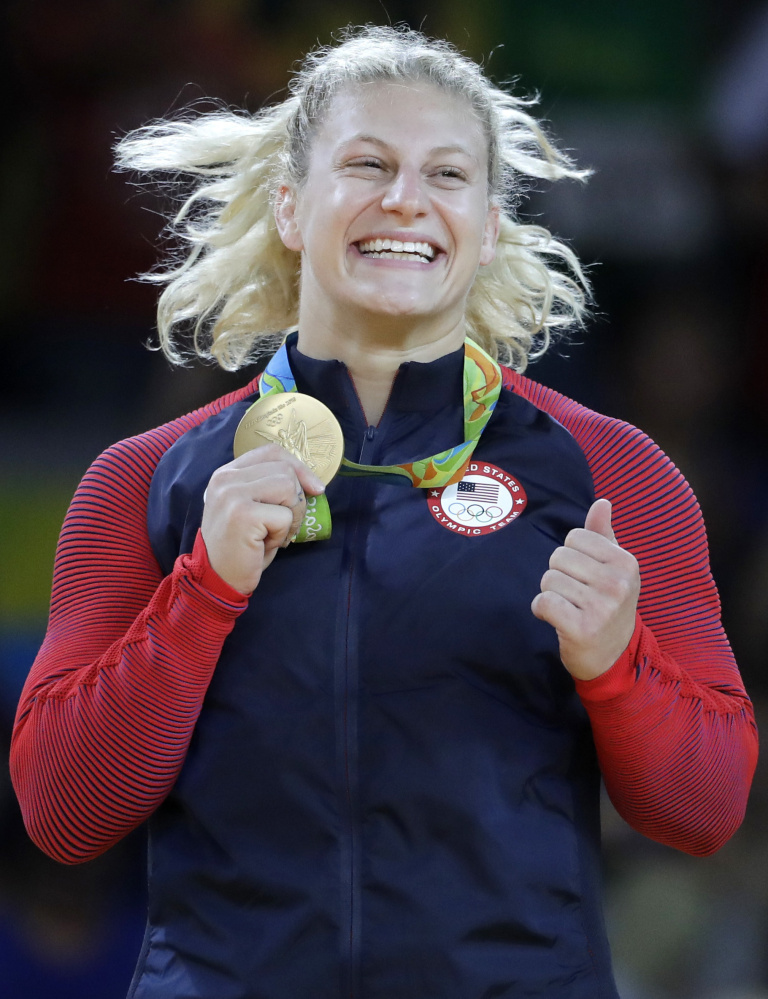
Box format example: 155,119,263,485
1,1,766,996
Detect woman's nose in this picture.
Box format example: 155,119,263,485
380,167,428,220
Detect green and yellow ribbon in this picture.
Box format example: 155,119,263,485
258,334,502,541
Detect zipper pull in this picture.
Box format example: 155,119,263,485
358,424,377,462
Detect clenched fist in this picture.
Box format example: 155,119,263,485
201,444,326,595
531,498,640,681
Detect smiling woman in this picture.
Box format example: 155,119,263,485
10,23,757,999
270,81,503,422
111,26,590,374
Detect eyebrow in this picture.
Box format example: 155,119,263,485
342,135,479,161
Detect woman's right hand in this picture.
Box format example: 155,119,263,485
200,444,326,594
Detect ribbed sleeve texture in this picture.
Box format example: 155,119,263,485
506,369,758,855
10,371,757,864
10,386,255,864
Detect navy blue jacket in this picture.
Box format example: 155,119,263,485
133,340,617,998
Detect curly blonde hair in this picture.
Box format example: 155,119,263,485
115,24,591,371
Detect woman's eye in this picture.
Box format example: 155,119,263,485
349,158,383,169
437,167,467,181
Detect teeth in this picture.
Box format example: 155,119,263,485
357,239,436,261
364,250,431,262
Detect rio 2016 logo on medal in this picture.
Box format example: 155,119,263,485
427,462,528,536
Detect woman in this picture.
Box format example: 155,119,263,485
11,25,757,999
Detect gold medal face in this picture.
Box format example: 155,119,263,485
233,392,344,485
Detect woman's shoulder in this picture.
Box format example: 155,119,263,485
503,368,703,534
502,366,669,476
87,378,261,487
501,367,646,446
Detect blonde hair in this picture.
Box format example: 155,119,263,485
115,24,591,371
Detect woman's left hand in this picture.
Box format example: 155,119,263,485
531,499,640,681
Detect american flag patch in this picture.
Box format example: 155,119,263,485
457,480,499,503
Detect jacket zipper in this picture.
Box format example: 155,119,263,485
359,423,376,458
337,421,380,999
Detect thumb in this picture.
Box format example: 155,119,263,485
584,498,616,543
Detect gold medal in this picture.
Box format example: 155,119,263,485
233,392,344,485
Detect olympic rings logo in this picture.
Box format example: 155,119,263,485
447,502,504,523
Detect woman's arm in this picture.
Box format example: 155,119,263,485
575,608,755,856
10,431,249,865
508,370,758,856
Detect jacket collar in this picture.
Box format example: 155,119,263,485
285,331,465,417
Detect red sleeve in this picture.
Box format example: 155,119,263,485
9,386,255,865
506,368,758,855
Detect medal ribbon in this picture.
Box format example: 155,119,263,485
259,336,502,541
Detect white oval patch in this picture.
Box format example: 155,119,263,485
427,461,528,537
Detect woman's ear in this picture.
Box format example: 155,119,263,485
479,204,500,267
274,184,304,252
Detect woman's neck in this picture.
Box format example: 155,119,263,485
296,319,465,426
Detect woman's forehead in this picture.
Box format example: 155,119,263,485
315,80,487,152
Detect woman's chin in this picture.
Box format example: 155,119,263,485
352,289,438,321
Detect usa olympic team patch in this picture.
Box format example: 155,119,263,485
427,461,528,536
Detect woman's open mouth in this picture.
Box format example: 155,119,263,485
355,238,439,264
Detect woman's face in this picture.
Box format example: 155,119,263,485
275,81,499,337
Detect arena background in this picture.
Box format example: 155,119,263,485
1,1,766,996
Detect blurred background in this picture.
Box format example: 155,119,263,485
1,0,766,996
